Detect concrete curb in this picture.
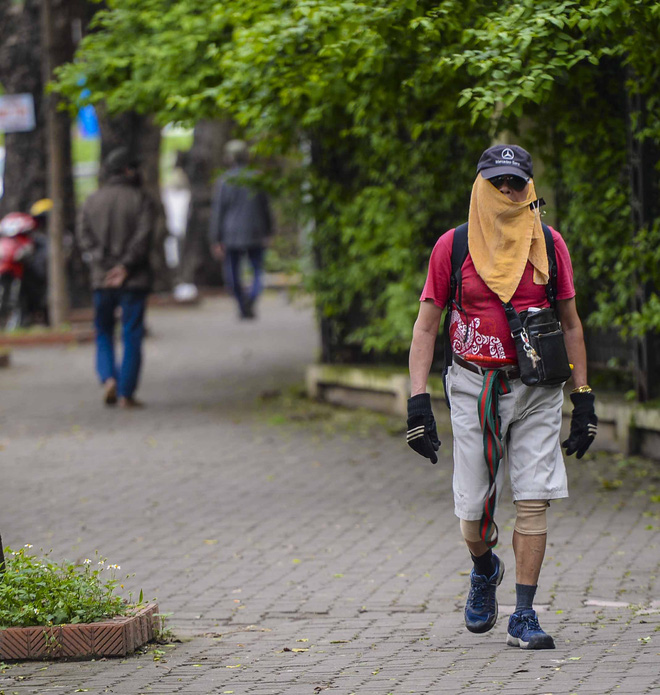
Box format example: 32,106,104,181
0,328,94,347
306,363,660,459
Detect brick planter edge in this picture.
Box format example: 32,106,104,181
0,602,159,661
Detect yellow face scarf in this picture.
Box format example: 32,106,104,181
467,174,548,303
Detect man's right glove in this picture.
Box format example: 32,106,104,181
562,391,598,459
407,393,441,464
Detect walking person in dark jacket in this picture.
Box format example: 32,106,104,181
209,140,273,319
77,147,155,408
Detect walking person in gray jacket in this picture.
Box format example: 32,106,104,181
209,140,273,319
77,147,155,408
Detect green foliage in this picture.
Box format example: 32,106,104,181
55,0,660,357
56,0,233,121
0,546,130,628
210,0,490,356
449,0,660,337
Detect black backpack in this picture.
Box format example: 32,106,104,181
442,222,559,396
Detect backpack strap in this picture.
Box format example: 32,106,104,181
541,222,558,310
443,223,469,371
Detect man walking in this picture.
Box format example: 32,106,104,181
209,140,273,319
407,144,597,649
78,147,155,408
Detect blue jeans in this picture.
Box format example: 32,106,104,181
93,289,148,398
224,247,265,317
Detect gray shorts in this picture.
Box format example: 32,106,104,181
446,363,568,520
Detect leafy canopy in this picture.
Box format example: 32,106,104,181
57,0,660,355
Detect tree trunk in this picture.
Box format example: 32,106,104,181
97,110,172,292
176,120,231,287
47,0,77,235
0,0,47,217
310,133,362,364
627,78,660,402
0,0,85,311
42,0,76,325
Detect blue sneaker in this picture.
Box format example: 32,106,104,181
464,554,505,633
506,609,555,649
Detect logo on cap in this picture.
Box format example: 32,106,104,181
502,148,515,160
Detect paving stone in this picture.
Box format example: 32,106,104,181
1,294,659,694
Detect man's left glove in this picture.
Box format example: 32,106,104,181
562,391,598,459
407,393,441,464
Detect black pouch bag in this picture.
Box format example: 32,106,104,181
503,304,571,387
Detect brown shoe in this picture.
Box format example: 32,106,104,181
103,378,117,406
119,396,144,409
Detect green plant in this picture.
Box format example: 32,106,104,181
53,0,660,360
152,611,176,644
0,546,131,628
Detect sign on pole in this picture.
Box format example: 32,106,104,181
0,94,36,133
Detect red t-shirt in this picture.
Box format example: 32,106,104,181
421,226,576,365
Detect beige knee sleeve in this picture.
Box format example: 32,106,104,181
460,518,483,543
514,499,549,535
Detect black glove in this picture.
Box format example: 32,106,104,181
562,391,598,459
407,393,441,464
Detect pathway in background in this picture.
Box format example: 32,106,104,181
1,293,658,694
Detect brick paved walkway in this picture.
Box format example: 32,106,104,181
1,293,659,695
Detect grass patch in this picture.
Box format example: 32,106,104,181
71,130,192,166
161,130,193,156
257,384,405,439
72,136,100,165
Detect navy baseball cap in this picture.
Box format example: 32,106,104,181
476,144,533,180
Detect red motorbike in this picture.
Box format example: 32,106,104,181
0,212,37,330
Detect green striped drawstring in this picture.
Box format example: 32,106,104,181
477,370,511,548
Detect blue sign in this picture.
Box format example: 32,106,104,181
77,104,99,138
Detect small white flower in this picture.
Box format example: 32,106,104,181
98,560,105,565
34,608,39,614
83,558,92,564
107,564,121,570
24,544,33,548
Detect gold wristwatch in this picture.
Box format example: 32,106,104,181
572,384,592,394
